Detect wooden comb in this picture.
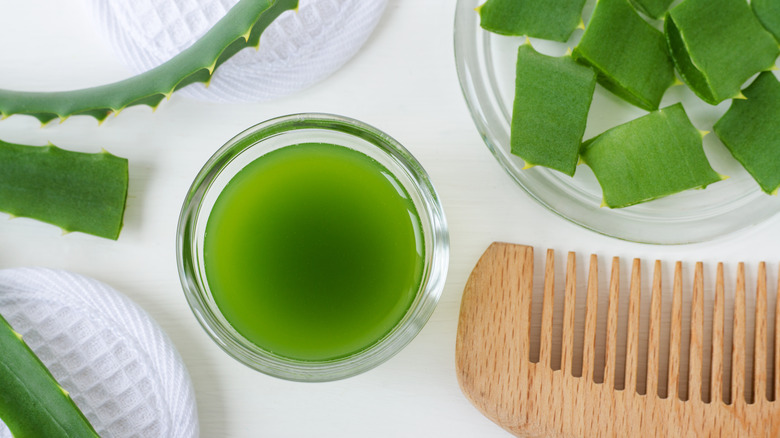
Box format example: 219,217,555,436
456,242,780,437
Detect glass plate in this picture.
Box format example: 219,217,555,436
454,0,780,244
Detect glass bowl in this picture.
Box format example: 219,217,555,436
176,113,449,381
454,0,780,244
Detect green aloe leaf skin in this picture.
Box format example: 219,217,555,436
511,44,596,176
0,0,298,123
478,0,586,42
714,72,780,195
572,0,675,111
0,313,99,438
629,0,674,20
0,141,128,239
581,103,724,208
665,0,779,105
753,0,780,43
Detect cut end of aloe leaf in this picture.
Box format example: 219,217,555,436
582,103,722,208
714,71,780,195
0,140,129,239
510,44,596,177
574,0,675,111
666,0,780,105
753,0,780,44
478,0,586,42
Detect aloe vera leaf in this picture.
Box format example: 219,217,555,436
753,0,780,43
581,103,723,208
510,44,596,176
0,141,128,239
665,0,779,106
572,0,675,111
0,0,298,123
477,0,586,42
629,0,674,20
714,72,780,195
0,313,99,438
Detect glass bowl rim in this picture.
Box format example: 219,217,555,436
453,0,780,245
175,113,449,382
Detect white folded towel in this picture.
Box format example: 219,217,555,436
0,268,198,438
86,0,388,102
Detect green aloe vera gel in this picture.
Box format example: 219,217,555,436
203,142,425,362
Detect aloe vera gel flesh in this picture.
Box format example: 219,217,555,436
203,143,425,362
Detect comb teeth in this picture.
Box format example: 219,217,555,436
457,243,780,438
755,262,768,404
531,252,776,404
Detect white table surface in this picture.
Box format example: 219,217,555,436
1,1,779,437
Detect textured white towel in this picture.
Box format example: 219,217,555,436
0,269,198,438
87,0,388,102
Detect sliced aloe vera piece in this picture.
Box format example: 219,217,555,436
0,141,128,239
477,0,586,42
510,44,596,176
665,0,779,105
572,0,674,111
753,0,780,43
0,0,298,123
0,313,99,437
581,103,723,208
630,0,674,20
714,72,780,195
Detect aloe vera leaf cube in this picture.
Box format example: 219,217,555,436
477,0,586,42
0,313,99,437
581,103,723,208
0,141,128,239
753,0,780,43
510,44,596,176
665,0,780,105
629,0,675,20
714,72,780,195
0,0,298,123
572,0,675,111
